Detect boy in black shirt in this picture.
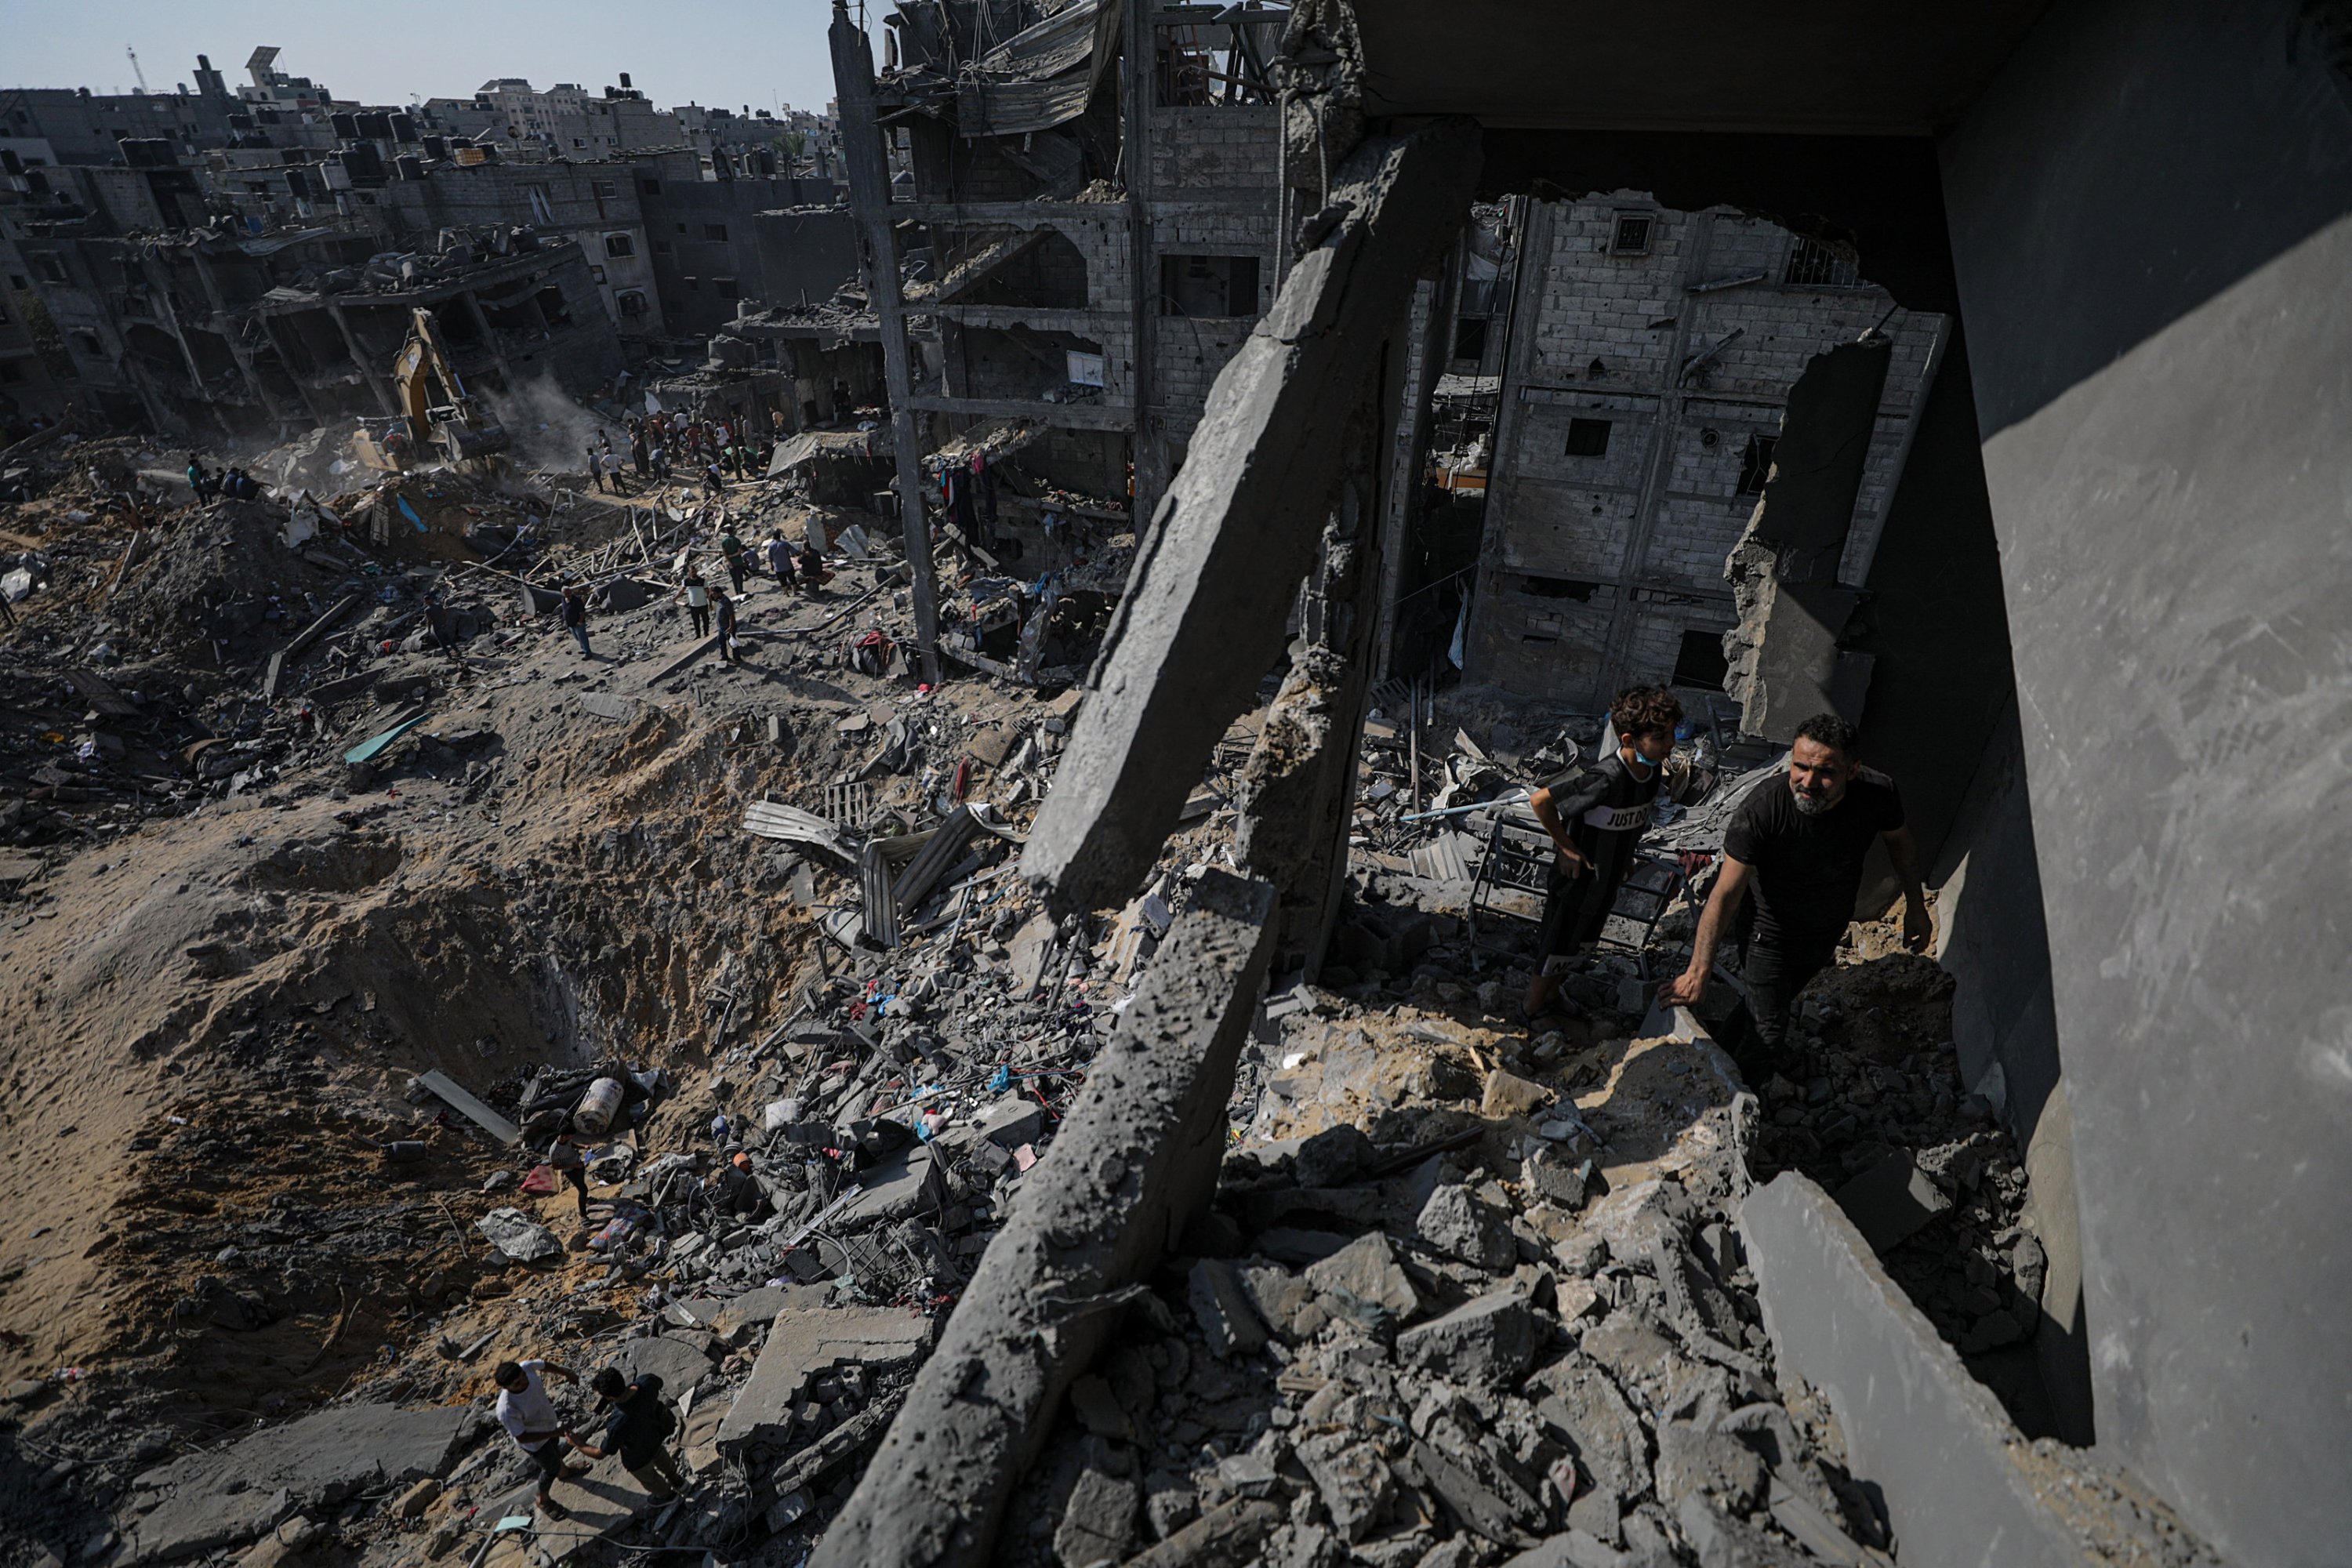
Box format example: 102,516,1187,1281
1659,712,1929,1069
1523,685,1682,1026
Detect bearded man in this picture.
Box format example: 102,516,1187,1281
1657,713,1929,1070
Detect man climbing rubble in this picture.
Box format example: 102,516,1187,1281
492,1358,593,1518
576,1367,688,1503
1522,684,1682,1029
1658,711,1929,1072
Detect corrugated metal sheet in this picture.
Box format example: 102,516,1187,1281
954,0,1124,135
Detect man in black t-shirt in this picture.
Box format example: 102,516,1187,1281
1658,713,1929,1069
575,1368,687,1501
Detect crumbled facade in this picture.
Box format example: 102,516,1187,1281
1459,196,1941,709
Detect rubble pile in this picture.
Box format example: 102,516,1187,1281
1002,1019,1899,1568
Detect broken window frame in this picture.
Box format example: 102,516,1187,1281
1157,252,1262,318
603,232,635,258
1736,433,1777,495
1669,628,1731,691
1565,416,1613,458
1610,212,1654,256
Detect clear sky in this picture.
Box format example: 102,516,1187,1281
1,0,861,117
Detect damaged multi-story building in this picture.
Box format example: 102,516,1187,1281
1447,197,1942,711
0,45,863,441
831,0,1287,517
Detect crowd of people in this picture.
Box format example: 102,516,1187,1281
582,410,785,498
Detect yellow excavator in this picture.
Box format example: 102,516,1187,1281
353,307,511,471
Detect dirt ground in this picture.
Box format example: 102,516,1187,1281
0,437,1024,1561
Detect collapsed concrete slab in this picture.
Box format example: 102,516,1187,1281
810,870,1277,1568
118,1403,468,1563
715,1305,936,1452
1721,339,1894,742
1021,125,1480,913
1740,1172,2077,1568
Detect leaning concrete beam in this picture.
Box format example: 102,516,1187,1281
1022,123,1480,914
810,871,1277,1568
1740,1173,2080,1568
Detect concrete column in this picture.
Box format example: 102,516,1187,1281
325,303,401,417
185,249,288,430
1023,124,1481,915
1234,385,1386,975
1374,257,1457,681
830,0,942,684
457,289,517,390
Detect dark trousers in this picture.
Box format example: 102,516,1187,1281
625,1446,688,1500
563,1164,590,1216
569,624,590,657
1730,924,1839,1073
688,604,710,637
725,560,745,593
527,1436,572,1495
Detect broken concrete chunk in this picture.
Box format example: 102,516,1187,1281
1498,1530,1635,1568
1653,1422,1769,1513
714,1307,934,1451
1239,1262,1325,1342
474,1207,563,1263
1483,1069,1552,1120
1121,1497,1283,1568
1301,1231,1421,1320
1418,1182,1518,1272
1294,1430,1396,1542
1673,1491,1815,1566
1294,1121,1374,1187
977,1094,1047,1149
1534,1360,1651,1498
1554,1234,1610,1278
1832,1150,1954,1253
1396,1290,1541,1385
1526,1146,1599,1211
615,1332,714,1392
1142,1468,1200,1541
1188,1258,1269,1357
1765,1475,1873,1565
1054,1464,1139,1567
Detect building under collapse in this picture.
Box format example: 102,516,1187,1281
835,0,1286,520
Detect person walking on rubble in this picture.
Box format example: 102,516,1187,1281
586,442,608,494
712,589,739,665
1522,685,1683,1029
678,567,712,638
764,531,795,590
717,525,749,594
548,1130,593,1219
702,459,726,499
1657,712,1930,1075
492,1357,593,1518
576,1367,688,1502
632,429,649,480
561,586,592,659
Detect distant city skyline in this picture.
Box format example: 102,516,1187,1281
3,0,855,118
